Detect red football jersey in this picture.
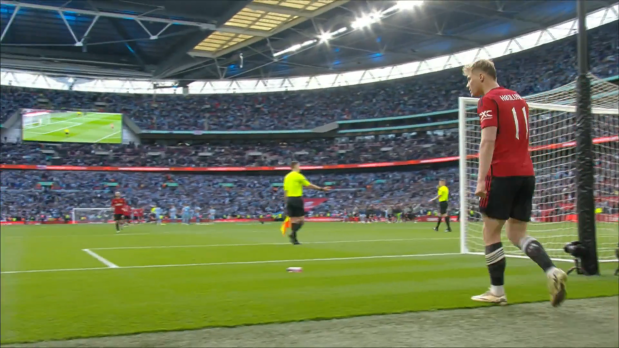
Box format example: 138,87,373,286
122,205,131,215
478,86,534,177
111,198,126,214
132,208,144,217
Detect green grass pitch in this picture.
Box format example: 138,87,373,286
22,112,122,144
1,222,617,344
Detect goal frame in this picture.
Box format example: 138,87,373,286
458,96,618,260
23,113,51,128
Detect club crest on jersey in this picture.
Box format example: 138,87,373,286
479,110,493,121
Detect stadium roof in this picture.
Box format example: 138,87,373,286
0,0,616,85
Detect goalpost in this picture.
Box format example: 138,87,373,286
72,208,114,224
459,75,618,262
22,111,51,128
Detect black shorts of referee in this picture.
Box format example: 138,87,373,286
439,201,448,215
286,196,305,218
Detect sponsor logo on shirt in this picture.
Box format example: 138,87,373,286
479,110,493,122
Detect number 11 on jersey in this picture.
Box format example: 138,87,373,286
511,107,529,140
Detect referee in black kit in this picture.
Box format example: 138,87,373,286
283,161,330,245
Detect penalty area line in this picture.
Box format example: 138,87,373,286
82,249,119,268
1,252,460,275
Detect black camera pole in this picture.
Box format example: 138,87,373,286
575,0,599,275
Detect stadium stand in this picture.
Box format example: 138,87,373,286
1,23,616,223
0,168,460,221
0,132,458,166
1,22,616,130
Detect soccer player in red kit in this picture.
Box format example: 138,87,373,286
122,204,131,227
463,59,567,307
111,191,126,233
132,207,143,224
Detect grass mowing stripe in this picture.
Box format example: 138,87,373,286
89,237,459,250
24,122,83,135
1,223,617,344
0,252,460,274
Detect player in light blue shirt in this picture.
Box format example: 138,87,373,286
169,205,177,222
194,206,202,224
208,207,216,222
154,206,163,225
182,205,191,224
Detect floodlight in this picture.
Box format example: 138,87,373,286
332,27,348,36
300,39,316,48
319,32,333,42
273,39,317,57
351,13,381,29
319,27,348,42
382,5,399,16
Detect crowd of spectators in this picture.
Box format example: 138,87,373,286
2,156,616,223
1,23,616,131
0,131,458,167
0,168,460,221
2,105,615,169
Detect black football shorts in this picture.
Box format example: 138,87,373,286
439,201,448,214
286,197,305,218
480,175,535,222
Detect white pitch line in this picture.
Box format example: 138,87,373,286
0,266,110,274
1,252,460,275
25,122,85,135
93,131,121,143
82,249,119,268
25,120,76,130
90,237,458,250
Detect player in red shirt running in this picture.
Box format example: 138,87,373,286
111,192,127,233
122,204,131,227
464,59,567,307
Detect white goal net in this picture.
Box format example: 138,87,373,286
72,208,114,224
22,111,51,128
459,75,618,261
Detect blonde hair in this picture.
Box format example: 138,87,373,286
462,59,497,80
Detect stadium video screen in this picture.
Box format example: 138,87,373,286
22,109,123,144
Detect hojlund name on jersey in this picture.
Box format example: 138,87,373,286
498,94,524,101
